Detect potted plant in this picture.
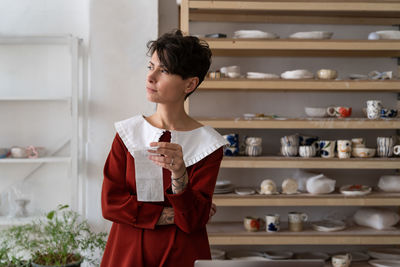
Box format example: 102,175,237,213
0,205,107,267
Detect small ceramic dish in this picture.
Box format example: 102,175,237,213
281,69,314,79
246,72,280,79
381,108,398,118
234,187,256,195
289,31,333,39
264,251,294,260
312,220,346,232
234,30,279,39
340,184,372,196
352,147,376,158
215,180,232,188
305,107,327,118
317,69,338,80
375,30,400,40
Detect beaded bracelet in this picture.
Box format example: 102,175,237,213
171,169,187,180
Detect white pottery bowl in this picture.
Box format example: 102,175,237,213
317,69,338,80
289,31,333,39
375,30,400,40
281,69,314,79
352,147,376,158
305,107,327,117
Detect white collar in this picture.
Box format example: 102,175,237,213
115,115,228,167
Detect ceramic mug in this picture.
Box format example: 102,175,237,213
337,140,352,159
366,100,382,119
394,145,400,156
280,134,299,147
223,133,239,156
10,146,28,158
380,108,398,118
299,145,316,158
351,138,365,147
245,145,262,156
377,136,394,157
281,145,298,157
288,212,308,232
327,106,352,118
331,253,352,267
319,140,336,158
266,214,280,232
244,216,263,232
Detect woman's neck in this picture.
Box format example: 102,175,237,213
150,103,193,131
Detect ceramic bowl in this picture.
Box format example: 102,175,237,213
0,148,9,158
317,69,338,80
10,147,28,158
305,107,327,117
380,108,398,118
281,69,314,79
352,147,376,158
375,30,400,40
289,31,333,39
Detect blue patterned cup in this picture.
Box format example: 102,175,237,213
223,134,239,156
266,214,280,232
380,108,398,118
319,140,336,158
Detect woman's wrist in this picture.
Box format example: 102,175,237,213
171,168,188,194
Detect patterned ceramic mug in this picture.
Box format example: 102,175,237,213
281,145,298,157
288,212,308,232
319,140,336,158
394,145,400,156
377,136,394,157
327,106,352,118
223,133,239,156
299,145,316,158
366,100,382,119
265,214,280,232
280,134,299,147
337,140,352,158
332,253,352,267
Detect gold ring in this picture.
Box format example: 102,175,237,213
170,158,174,166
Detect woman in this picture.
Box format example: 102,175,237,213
101,30,227,267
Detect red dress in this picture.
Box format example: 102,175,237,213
101,131,223,267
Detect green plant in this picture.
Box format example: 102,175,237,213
0,205,107,266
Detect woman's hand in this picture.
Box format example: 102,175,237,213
148,141,188,193
209,203,217,221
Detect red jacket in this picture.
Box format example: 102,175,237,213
101,132,223,267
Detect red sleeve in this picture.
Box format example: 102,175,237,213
166,147,223,234
101,133,163,229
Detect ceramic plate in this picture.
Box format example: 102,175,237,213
340,184,372,196
214,185,235,194
369,260,400,267
264,251,294,260
234,187,256,195
216,180,232,188
211,249,226,260
227,250,266,260
368,248,400,260
295,252,330,261
312,220,346,232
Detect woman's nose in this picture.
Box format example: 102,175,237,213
147,70,156,83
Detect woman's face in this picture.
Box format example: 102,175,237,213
146,51,190,104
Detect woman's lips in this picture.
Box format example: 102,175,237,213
146,87,157,93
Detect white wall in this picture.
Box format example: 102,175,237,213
87,0,158,230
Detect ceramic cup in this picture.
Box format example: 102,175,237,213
244,216,263,232
223,133,239,156
10,146,28,158
331,253,352,267
327,106,352,118
337,140,352,159
377,136,394,157
319,140,336,158
380,108,398,118
299,145,316,158
367,100,382,119
281,145,298,157
280,134,299,147
245,137,262,156
266,214,280,232
288,212,308,232
317,69,338,80
394,145,400,156
351,138,365,147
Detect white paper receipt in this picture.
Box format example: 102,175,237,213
133,146,164,202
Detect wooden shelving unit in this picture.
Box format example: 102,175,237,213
220,156,400,169
181,0,400,251
213,192,400,206
205,39,400,57
199,79,400,92
187,0,400,26
197,118,400,129
0,157,71,164
207,222,400,245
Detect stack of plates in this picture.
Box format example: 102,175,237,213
211,249,226,260
234,187,256,195
312,220,346,232
368,248,400,260
369,260,400,267
246,72,280,79
295,252,330,261
234,30,279,39
264,251,294,260
227,250,268,260
214,180,234,194
340,184,372,196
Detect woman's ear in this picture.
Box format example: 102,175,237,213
184,77,199,94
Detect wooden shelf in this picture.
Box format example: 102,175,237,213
0,97,71,101
207,222,400,245
200,79,400,92
197,117,400,129
204,39,400,57
188,0,400,25
213,192,400,206
221,156,400,169
0,157,71,163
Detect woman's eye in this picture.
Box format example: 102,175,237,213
161,69,169,74
147,66,152,70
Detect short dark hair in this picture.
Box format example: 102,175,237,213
147,29,212,99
